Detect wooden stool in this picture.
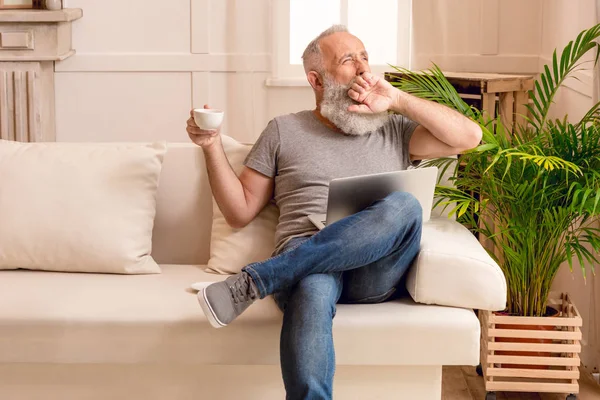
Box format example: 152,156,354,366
385,71,534,134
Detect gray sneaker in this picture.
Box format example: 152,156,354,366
197,271,259,328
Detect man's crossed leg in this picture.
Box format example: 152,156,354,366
197,191,423,329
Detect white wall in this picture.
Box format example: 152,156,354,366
55,0,600,374
540,0,595,121
412,0,542,73
56,0,314,144
541,0,600,375
56,0,547,144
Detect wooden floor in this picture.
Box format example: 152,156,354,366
443,366,600,400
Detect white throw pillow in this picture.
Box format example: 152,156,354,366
0,140,166,274
406,217,507,311
205,135,279,275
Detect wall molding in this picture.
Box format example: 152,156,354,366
55,53,271,73
413,54,540,74
265,77,310,87
539,55,593,98
53,53,596,95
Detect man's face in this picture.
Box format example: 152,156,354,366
315,32,387,136
319,32,371,85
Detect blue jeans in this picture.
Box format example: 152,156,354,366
243,191,423,400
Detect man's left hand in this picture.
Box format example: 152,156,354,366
347,72,396,114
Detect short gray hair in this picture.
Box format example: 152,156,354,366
301,24,349,74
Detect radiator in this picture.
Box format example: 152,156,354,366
0,62,41,142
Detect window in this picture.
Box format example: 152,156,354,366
269,0,412,86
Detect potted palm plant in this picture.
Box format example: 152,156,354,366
389,24,600,400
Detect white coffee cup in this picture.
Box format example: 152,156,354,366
193,108,224,131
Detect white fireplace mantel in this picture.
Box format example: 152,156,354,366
0,8,82,142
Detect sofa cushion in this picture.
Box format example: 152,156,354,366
407,217,507,311
206,135,279,275
0,140,166,274
0,266,479,366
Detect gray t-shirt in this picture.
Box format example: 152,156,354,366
244,110,419,253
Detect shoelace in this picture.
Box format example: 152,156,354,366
231,275,257,304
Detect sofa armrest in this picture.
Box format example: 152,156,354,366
406,217,507,311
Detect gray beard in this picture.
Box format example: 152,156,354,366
320,76,389,136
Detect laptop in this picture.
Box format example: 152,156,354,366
307,167,438,230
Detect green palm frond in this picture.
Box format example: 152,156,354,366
576,100,600,128
569,187,600,215
504,151,581,173
579,226,600,260
527,24,600,131
432,185,478,218
392,23,600,316
388,63,477,119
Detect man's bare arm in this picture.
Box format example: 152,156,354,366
391,91,482,159
202,140,274,229
187,108,274,229
346,73,482,160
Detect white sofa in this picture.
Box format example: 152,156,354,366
0,142,507,400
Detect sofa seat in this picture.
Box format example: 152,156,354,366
0,265,480,367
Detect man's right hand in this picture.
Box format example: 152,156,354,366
188,104,275,229
187,105,221,149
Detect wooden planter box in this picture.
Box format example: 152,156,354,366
480,293,582,398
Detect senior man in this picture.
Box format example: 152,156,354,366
187,25,481,400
